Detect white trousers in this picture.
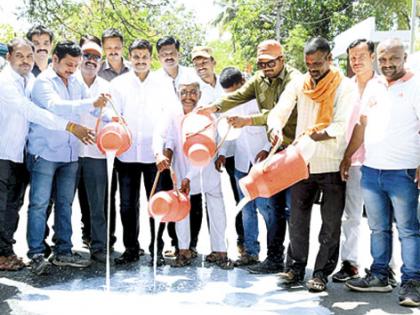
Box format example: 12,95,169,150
340,165,363,266
176,185,227,252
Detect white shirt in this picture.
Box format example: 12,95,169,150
162,109,221,195
198,75,224,106
220,100,271,173
111,70,165,163
0,65,67,163
361,73,420,169
77,72,111,159
268,72,356,174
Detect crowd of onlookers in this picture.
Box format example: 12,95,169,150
0,24,419,307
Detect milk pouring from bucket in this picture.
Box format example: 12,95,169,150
239,135,316,201
95,97,132,157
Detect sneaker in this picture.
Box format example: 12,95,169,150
277,270,303,285
234,254,259,267
399,279,420,307
332,261,359,282
247,258,284,274
91,251,107,263
51,252,91,268
30,254,49,275
388,268,398,288
346,269,392,292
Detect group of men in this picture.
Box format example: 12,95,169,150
0,23,418,308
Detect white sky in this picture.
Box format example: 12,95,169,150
0,0,221,38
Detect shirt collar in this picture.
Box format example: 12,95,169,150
102,58,130,73
379,70,414,87
4,64,34,86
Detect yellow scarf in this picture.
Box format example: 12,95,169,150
303,67,342,134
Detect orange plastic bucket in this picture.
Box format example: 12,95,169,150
181,112,216,167
239,145,309,200
96,118,132,157
149,190,191,222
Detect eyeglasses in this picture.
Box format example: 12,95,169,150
256,56,283,69
82,53,101,62
180,90,198,97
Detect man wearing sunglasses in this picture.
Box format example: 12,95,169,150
197,39,301,275
77,39,111,263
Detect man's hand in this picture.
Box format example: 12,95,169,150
66,122,95,145
195,103,218,115
339,156,352,181
215,155,226,172
416,165,420,189
93,93,110,108
227,116,252,128
268,129,283,147
255,150,269,163
156,149,173,172
180,178,190,195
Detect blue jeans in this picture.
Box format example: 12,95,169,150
26,155,78,258
79,157,107,253
361,166,420,283
235,169,286,262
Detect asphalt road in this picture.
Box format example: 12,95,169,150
0,171,419,315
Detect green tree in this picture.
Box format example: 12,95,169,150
283,24,309,72
0,23,16,43
18,0,204,65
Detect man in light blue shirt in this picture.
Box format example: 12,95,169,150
27,40,107,275
0,38,93,272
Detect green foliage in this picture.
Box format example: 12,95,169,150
283,24,309,72
207,38,248,74
18,0,204,65
0,23,17,43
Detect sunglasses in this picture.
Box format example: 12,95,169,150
256,56,283,69
82,53,101,62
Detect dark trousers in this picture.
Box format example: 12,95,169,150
116,160,156,251
287,172,345,282
225,156,243,246
78,158,107,253
78,160,116,247
0,159,28,256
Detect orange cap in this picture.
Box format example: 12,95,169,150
257,40,283,61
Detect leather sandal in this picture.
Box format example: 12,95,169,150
171,250,192,268
0,255,26,271
306,277,326,292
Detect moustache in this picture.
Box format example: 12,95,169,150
85,61,97,68
165,58,175,63
36,49,48,54
21,63,31,67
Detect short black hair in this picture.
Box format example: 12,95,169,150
101,28,124,44
219,67,243,89
346,39,375,55
304,37,331,55
52,41,82,61
129,39,152,54
26,25,54,42
79,35,102,47
7,38,35,54
156,36,180,52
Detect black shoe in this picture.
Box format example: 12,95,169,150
247,258,284,274
114,250,140,265
149,255,166,267
332,261,359,282
91,251,107,263
346,269,392,292
30,254,49,275
399,279,420,307
388,268,398,288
